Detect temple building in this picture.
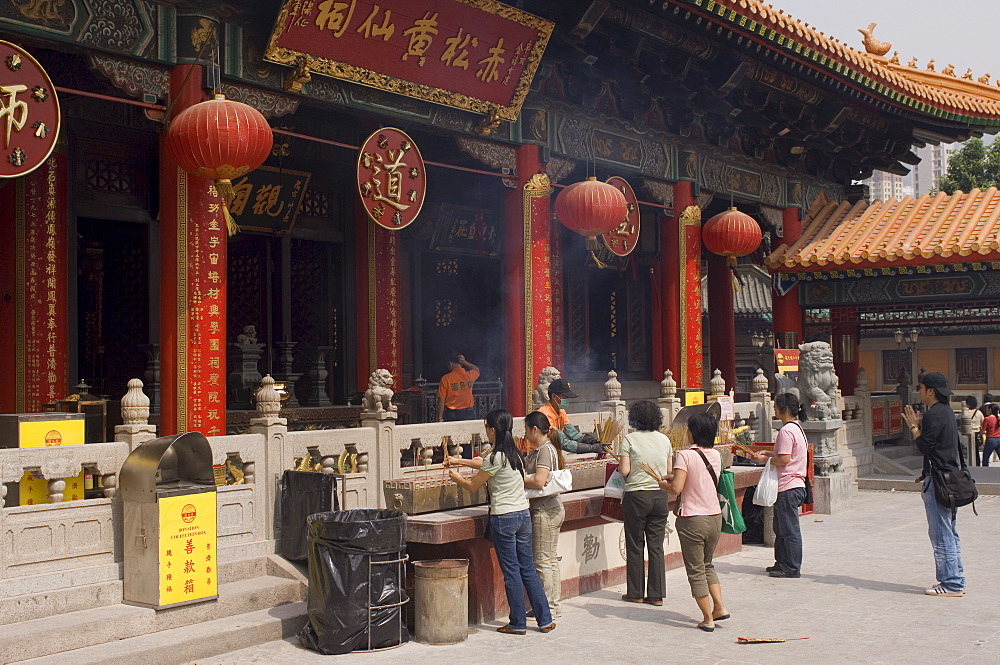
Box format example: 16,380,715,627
2,0,999,434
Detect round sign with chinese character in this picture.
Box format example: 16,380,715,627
600,176,640,256
357,127,426,230
0,41,60,179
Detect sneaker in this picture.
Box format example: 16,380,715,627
768,569,801,578
924,585,964,597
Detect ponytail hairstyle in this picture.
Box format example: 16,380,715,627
991,404,1000,419
485,408,524,477
774,392,807,421
524,410,566,470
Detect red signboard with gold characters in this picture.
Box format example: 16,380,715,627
265,0,552,125
0,41,60,179
357,127,426,230
600,176,640,256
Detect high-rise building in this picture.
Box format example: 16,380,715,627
862,170,907,201
912,143,958,195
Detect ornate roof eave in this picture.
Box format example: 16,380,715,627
765,188,1000,274
640,0,1000,131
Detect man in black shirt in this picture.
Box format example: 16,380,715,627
902,372,966,597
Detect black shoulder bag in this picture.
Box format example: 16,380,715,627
930,436,978,520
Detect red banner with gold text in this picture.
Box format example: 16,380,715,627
18,154,68,411
526,191,551,413
370,225,401,382
678,207,702,390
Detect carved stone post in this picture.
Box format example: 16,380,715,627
228,342,265,410
855,367,874,476
709,369,726,398
274,341,301,408
750,369,773,443
601,370,627,452
300,346,334,407
249,374,288,541
361,409,397,510
115,378,158,451
657,369,681,429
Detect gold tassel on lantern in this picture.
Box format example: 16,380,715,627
586,236,608,269
215,179,241,237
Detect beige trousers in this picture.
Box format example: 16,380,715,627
530,502,565,615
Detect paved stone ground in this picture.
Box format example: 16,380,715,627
191,490,999,665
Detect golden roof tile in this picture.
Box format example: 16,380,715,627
765,188,1000,272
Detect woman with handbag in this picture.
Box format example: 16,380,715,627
522,411,568,617
618,400,673,606
751,392,809,578
447,409,555,635
982,404,1000,467
659,411,729,632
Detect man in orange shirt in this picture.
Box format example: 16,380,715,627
437,354,480,422
538,379,604,454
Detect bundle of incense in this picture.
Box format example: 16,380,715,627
637,461,662,482
594,416,625,444
602,445,621,463
737,637,810,644
732,442,760,458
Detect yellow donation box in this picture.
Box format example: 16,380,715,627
119,432,218,609
0,413,85,506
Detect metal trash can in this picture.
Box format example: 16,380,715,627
414,559,469,645
119,432,218,609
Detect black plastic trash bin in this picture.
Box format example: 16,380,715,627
299,509,409,654
279,471,338,561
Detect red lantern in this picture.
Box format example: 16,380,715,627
702,206,762,266
554,176,628,237
166,94,273,235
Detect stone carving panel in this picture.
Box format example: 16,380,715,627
218,83,299,118
88,54,167,98
80,0,153,55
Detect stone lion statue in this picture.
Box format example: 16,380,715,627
236,325,258,345
532,366,561,408
774,341,840,420
363,368,396,413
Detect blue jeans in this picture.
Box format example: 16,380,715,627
983,437,1000,467
489,510,553,630
773,487,806,574
922,477,966,591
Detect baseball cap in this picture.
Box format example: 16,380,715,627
547,378,578,399
920,372,953,396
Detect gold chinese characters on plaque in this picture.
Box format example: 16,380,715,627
0,40,60,178
265,0,552,126
601,176,640,256
356,127,426,230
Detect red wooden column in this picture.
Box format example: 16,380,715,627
502,145,550,416
707,251,737,392
661,182,702,390
355,221,402,387
0,151,71,412
159,65,228,436
832,307,859,394
773,206,804,350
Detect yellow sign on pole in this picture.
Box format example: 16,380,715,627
18,418,84,447
158,492,218,607
685,391,705,406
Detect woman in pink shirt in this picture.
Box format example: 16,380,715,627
660,411,730,632
752,393,809,578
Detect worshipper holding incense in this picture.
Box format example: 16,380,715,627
446,409,555,635
522,411,567,618
618,400,673,607
658,411,729,632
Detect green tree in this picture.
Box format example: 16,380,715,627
936,138,1000,194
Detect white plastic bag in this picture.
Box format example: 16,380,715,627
752,459,779,507
604,468,626,500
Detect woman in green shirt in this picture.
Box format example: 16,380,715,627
448,409,555,635
618,400,673,606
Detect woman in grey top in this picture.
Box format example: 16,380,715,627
523,411,566,617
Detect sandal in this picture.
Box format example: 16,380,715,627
539,622,557,633
497,624,526,635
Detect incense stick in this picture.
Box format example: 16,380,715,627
638,461,662,482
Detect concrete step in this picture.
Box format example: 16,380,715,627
0,579,123,627
13,601,308,665
859,469,1000,495
872,452,921,476
0,575,305,663
875,445,919,460
893,455,925,470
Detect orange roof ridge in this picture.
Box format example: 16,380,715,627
708,0,1000,118
765,188,1000,272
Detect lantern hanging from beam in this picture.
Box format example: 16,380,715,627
702,206,762,267
166,94,274,236
554,176,628,238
